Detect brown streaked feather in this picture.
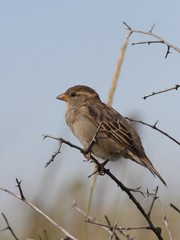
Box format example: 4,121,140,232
87,102,143,157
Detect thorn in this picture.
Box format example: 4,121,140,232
123,21,131,30
149,23,155,33
42,135,46,140
165,46,171,58
153,120,159,128
175,84,180,90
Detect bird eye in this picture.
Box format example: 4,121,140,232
70,92,76,97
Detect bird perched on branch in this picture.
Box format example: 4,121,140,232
57,85,166,186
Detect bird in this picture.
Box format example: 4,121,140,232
56,85,166,186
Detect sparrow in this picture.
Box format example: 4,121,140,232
57,85,166,186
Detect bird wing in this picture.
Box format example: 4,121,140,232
87,102,143,157
85,102,167,186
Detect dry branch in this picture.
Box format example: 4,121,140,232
105,215,132,240
147,186,159,217
126,118,180,146
73,200,119,238
123,21,180,58
0,181,77,240
143,84,180,100
74,201,133,239
87,217,153,232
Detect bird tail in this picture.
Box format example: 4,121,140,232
140,156,167,186
128,151,167,186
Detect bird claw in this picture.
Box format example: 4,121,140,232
82,148,92,159
88,160,109,178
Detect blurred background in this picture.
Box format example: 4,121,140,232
0,1,180,239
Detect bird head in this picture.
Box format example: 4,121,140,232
56,85,100,107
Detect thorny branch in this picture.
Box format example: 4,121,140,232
143,84,180,100
127,186,155,198
100,166,162,239
105,215,133,240
44,135,163,240
74,196,161,240
104,216,120,240
126,118,180,146
123,21,180,58
0,180,77,240
109,220,118,240
43,135,82,167
73,200,119,238
87,219,152,232
73,200,131,240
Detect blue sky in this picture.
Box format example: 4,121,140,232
0,1,180,234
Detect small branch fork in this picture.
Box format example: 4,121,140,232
0,179,77,240
1,213,19,240
126,118,180,146
43,134,163,240
43,135,83,167
123,21,180,58
143,84,180,100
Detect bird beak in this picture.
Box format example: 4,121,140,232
56,93,69,102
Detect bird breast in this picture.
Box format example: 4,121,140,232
65,107,97,148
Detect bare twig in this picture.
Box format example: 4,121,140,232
87,219,152,231
127,186,155,198
86,213,160,240
0,186,77,240
143,84,180,100
105,215,132,240
74,201,132,240
170,203,180,214
159,200,173,240
147,187,159,217
43,135,82,167
123,21,180,58
105,216,120,240
104,215,111,227
1,213,19,240
109,220,118,240
126,118,180,146
73,200,116,237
